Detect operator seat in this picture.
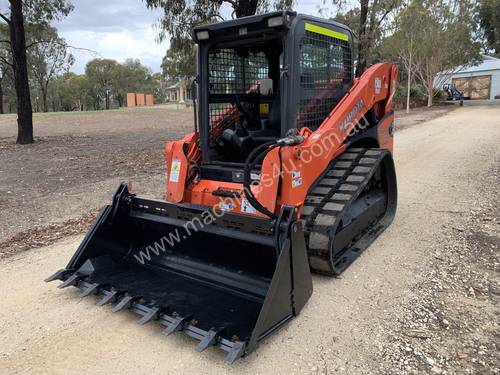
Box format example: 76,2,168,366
250,81,281,141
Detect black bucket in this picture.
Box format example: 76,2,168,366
46,183,312,363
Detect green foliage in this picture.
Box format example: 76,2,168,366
81,58,157,110
331,0,404,75
47,72,90,111
0,0,74,118
478,0,500,56
148,0,294,82
22,0,74,24
28,25,74,112
85,59,119,109
144,0,222,42
144,0,294,41
161,39,196,83
380,0,481,106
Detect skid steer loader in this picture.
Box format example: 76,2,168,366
47,11,398,363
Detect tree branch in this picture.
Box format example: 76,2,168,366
376,8,392,28
0,12,11,24
224,0,238,10
0,55,13,67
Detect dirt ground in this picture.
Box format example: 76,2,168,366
0,106,192,245
1,104,499,374
0,105,453,248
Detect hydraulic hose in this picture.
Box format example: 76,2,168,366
243,141,279,219
243,134,305,220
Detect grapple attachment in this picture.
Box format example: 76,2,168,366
46,183,312,363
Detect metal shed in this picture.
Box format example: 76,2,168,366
437,55,500,100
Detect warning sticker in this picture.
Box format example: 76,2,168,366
241,199,257,214
218,201,234,212
250,172,261,181
292,178,303,188
169,159,181,182
260,103,269,115
375,78,382,94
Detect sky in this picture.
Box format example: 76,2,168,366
52,0,329,74
53,0,169,74
1,0,333,74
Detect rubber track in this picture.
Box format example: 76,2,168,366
302,148,392,276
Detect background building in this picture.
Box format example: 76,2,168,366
436,55,500,100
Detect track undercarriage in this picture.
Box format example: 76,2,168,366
304,148,397,275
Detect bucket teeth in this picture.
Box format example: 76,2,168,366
58,273,84,289
45,269,72,283
112,296,142,313
162,315,193,336
80,283,100,298
224,341,246,364
96,290,119,306
137,307,160,325
195,328,225,352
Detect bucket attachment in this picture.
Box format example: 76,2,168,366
46,183,313,363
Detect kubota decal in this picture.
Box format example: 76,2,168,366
339,99,365,133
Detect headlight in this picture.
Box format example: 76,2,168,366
267,16,284,27
196,30,209,40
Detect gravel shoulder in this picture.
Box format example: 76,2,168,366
0,105,498,374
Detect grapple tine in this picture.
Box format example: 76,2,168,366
96,290,119,306
57,273,83,289
137,307,160,325
162,315,193,336
112,296,142,313
224,341,246,364
79,283,100,298
195,328,225,352
45,269,72,283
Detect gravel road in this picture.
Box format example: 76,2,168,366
0,105,498,374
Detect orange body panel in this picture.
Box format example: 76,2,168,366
164,62,398,218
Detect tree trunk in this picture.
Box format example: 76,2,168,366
235,0,258,18
427,92,433,107
9,0,34,144
406,68,411,113
0,77,4,115
356,0,370,77
427,78,433,107
42,84,49,113
406,46,412,114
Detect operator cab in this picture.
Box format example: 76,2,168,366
192,11,353,180
206,37,283,162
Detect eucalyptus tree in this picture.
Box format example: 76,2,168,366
0,0,73,143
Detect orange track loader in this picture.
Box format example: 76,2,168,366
47,11,398,363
